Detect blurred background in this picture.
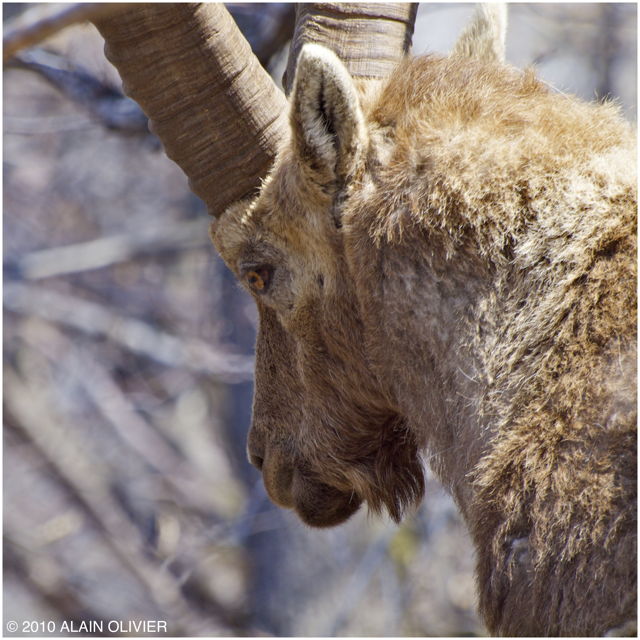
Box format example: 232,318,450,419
3,3,636,637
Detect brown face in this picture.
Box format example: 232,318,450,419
210,44,424,527
211,163,424,527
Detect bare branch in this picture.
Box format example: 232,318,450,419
3,3,128,63
227,3,297,69
7,219,208,280
4,371,226,635
4,519,106,626
4,282,254,381
12,321,234,522
7,49,151,136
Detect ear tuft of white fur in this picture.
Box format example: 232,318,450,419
451,3,507,63
291,43,367,184
297,43,348,78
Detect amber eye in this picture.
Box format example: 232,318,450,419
245,266,272,293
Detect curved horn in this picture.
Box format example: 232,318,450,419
284,3,418,95
94,4,417,218
93,4,288,218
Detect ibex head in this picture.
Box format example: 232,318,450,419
212,7,507,526
211,42,427,526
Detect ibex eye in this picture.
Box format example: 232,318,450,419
245,266,272,293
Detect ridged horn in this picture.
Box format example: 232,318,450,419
94,4,418,218
93,3,288,218
284,3,418,95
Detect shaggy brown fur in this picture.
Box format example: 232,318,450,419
211,12,636,636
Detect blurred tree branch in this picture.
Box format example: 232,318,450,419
228,3,296,69
5,219,209,280
7,48,152,136
3,3,127,63
4,522,104,627
5,282,254,381
4,372,228,635
4,4,296,143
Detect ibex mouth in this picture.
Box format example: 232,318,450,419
257,446,362,526
290,473,362,527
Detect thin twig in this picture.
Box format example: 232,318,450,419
4,114,98,135
322,524,398,636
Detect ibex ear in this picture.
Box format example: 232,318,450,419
451,3,507,63
290,44,367,187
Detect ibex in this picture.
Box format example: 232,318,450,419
94,3,636,636
210,6,637,637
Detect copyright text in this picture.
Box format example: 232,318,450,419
6,620,168,634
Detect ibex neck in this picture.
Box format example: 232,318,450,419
346,226,494,514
